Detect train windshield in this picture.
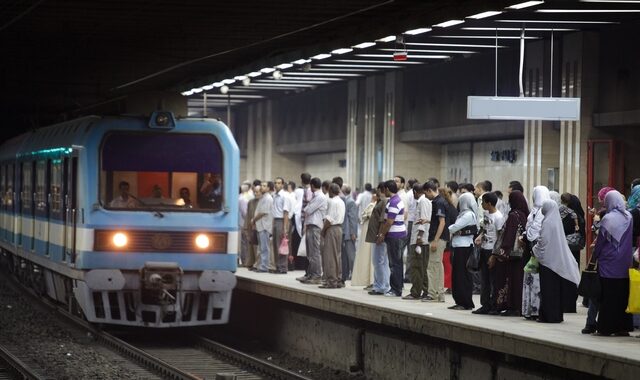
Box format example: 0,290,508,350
100,132,224,212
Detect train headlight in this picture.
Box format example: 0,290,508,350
113,232,128,248
195,234,210,249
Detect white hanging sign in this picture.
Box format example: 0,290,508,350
467,96,580,121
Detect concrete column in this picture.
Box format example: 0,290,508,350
246,104,256,182
363,77,377,184
382,72,396,180
559,59,582,196
346,81,359,188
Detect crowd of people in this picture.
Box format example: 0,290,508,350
238,173,640,337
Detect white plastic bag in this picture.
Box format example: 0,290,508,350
297,234,307,257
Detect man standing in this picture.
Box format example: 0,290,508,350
423,181,449,302
238,182,253,266
300,177,327,284
377,180,407,297
356,183,373,224
252,185,273,273
403,183,431,300
244,184,261,270
294,173,312,275
341,185,358,282
473,192,505,314
271,177,291,274
321,183,345,289
367,183,391,295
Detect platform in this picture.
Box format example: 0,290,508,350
235,268,640,379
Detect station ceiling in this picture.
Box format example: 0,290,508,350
1,0,640,135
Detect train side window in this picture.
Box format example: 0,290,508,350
36,160,47,212
50,160,63,216
0,165,5,207
7,164,14,211
21,162,32,211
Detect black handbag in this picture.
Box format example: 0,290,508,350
578,257,601,301
466,247,481,273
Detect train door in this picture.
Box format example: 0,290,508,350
20,161,34,250
9,164,16,245
49,160,64,261
34,160,50,256
63,157,78,263
586,140,624,258
1,165,6,242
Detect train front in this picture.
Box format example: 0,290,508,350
76,113,239,327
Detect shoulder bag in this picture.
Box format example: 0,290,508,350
578,256,601,301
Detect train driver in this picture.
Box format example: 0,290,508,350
179,187,193,208
110,181,137,208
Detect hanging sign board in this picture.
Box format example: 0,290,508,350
467,96,580,121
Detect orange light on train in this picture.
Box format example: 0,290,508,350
195,234,210,250
113,232,128,248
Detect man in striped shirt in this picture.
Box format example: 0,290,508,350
376,180,407,297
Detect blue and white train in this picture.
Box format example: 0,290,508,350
0,112,238,327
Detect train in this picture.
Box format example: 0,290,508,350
0,111,239,327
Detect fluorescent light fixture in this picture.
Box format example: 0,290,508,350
256,80,332,85
433,19,465,28
280,76,343,81
276,63,293,69
286,71,363,76
234,75,247,81
336,59,422,64
467,10,503,19
331,48,353,55
581,0,640,2
356,54,451,59
467,96,580,121
463,27,575,31
292,59,311,64
435,35,540,39
353,42,376,49
202,84,215,90
380,48,476,54
404,27,431,35
507,1,545,9
212,82,224,87
537,8,640,12
191,88,203,93
317,64,403,69
222,79,236,84
496,19,614,23
311,53,332,60
260,67,276,73
376,35,396,42
181,90,194,96
200,94,265,99
407,42,506,48
248,72,262,77
308,68,377,72
248,83,315,87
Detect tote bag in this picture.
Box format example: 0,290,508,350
626,268,640,314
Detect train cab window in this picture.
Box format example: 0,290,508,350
100,132,224,212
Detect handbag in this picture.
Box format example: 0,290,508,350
297,234,307,257
278,236,289,256
566,232,585,251
627,268,640,314
578,256,601,301
466,247,480,273
509,224,524,258
492,228,505,256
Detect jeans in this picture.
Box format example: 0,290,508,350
372,242,390,293
386,236,404,296
258,230,271,271
586,297,599,328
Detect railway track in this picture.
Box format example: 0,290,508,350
3,272,313,380
0,343,46,380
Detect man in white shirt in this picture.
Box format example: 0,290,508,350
294,173,312,275
403,183,432,300
110,181,137,208
320,183,345,289
238,182,253,266
271,177,291,274
300,177,327,284
251,186,273,272
473,192,505,314
355,183,373,224
404,178,418,282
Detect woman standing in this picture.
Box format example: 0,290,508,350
594,190,634,336
533,200,581,323
522,186,550,319
489,190,529,316
447,192,478,310
351,194,376,286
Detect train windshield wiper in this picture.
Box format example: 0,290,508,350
129,194,164,218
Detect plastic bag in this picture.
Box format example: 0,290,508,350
297,234,307,257
278,236,289,256
466,248,480,273
524,256,539,274
626,268,640,314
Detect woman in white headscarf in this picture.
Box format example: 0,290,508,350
447,192,478,310
522,185,550,319
533,200,581,323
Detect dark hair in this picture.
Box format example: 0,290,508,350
343,185,352,195
275,177,285,184
310,177,322,189
494,190,503,199
322,180,332,191
408,178,418,187
252,179,262,187
300,172,311,185
384,180,398,193
118,181,129,188
446,181,458,192
364,183,373,192
482,180,493,192
267,181,275,191
394,175,405,185
632,178,640,188
482,192,498,207
462,183,475,193
428,177,440,187
288,181,296,190
509,180,524,193
332,176,344,188
329,183,341,196
561,192,572,205
413,182,423,193
377,181,386,192
423,181,438,192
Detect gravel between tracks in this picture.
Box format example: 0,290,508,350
0,276,155,380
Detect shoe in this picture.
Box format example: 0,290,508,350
275,270,287,274
268,269,277,273
581,326,596,334
296,275,309,282
248,267,257,271
368,290,384,295
423,295,435,301
613,332,630,337
449,305,471,311
447,305,459,309
422,296,445,303
300,278,322,284
445,288,452,294
472,307,489,315
384,291,400,297
319,284,339,289
487,309,500,316
364,284,373,291
255,269,268,273
500,310,521,317
402,294,420,300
